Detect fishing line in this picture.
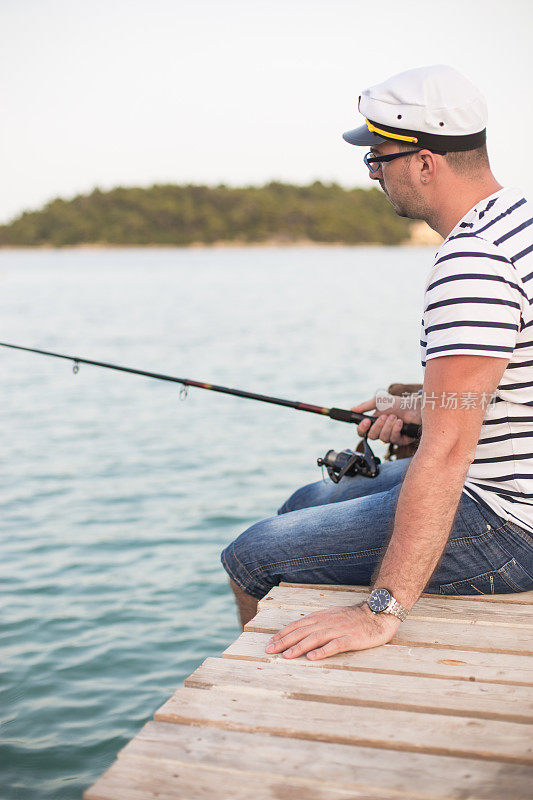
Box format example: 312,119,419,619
0,341,422,440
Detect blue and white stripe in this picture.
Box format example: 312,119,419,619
420,186,533,533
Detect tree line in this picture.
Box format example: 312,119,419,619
0,182,413,247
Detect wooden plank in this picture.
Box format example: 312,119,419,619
184,656,533,723
154,685,533,764
84,756,392,800
223,631,533,685
114,720,533,800
261,586,533,627
247,606,533,655
280,581,533,604
84,582,533,800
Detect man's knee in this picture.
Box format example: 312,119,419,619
220,520,274,600
277,479,335,515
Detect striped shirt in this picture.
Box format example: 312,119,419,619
420,186,533,533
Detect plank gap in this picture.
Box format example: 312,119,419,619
153,711,533,767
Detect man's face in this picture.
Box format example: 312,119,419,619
368,140,427,220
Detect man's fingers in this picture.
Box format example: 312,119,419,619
389,419,412,445
266,623,325,653
279,629,338,659
389,420,418,447
266,614,327,650
361,414,407,444
272,609,328,637
389,418,404,441
307,635,354,660
365,414,392,440
356,417,373,437
350,397,376,413
379,414,400,443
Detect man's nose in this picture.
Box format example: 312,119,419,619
369,167,382,181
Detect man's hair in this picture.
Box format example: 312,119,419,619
444,144,490,175
397,140,490,175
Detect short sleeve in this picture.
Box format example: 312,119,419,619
423,238,524,363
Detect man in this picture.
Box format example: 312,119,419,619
220,65,533,660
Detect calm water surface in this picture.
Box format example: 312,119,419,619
0,246,431,798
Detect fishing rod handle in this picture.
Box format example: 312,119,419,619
329,408,421,439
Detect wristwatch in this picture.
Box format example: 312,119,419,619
366,588,409,622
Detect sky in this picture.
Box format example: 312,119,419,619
1,0,532,224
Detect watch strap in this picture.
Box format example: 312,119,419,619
387,597,409,622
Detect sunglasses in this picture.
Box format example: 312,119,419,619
364,149,447,173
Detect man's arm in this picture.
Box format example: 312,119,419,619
265,354,508,660
374,353,508,609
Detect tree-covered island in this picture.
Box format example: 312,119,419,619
0,182,415,247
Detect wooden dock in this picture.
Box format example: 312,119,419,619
85,582,533,800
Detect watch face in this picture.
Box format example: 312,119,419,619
369,588,392,612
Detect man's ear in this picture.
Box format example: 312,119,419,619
418,150,438,184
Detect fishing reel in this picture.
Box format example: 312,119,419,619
317,436,381,483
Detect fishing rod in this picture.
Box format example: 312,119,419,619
1,341,422,480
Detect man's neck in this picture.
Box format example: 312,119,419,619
427,175,503,238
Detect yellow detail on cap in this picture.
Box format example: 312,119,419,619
366,119,418,144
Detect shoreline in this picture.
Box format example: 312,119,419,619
0,222,443,250
0,239,440,252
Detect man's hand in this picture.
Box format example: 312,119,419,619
352,393,421,447
264,603,400,660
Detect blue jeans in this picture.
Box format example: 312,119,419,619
220,457,533,599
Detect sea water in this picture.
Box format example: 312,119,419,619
0,245,431,798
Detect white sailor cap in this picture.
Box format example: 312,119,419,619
343,65,487,152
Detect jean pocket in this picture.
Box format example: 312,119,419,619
439,558,533,595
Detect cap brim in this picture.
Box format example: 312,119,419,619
342,124,387,146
